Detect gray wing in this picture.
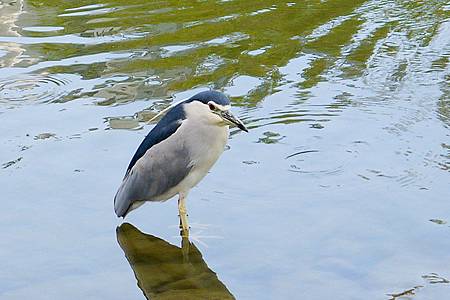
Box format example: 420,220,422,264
114,139,192,218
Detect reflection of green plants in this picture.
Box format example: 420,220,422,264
257,131,284,144
20,0,449,137
23,0,366,106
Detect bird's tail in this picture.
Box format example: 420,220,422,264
114,176,132,218
114,171,146,218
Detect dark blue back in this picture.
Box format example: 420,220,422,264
125,103,186,175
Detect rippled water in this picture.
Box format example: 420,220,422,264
1,1,449,299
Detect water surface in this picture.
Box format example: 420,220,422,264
1,1,449,299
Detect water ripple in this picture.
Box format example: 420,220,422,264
0,73,71,105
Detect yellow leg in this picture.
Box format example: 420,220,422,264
178,193,189,237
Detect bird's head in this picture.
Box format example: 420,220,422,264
186,90,248,132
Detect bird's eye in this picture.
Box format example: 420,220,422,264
208,103,216,111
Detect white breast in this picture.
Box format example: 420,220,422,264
176,119,229,194
162,100,229,197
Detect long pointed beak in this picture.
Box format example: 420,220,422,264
221,111,248,132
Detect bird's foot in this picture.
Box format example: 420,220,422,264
178,195,189,237
179,213,190,237
179,227,189,238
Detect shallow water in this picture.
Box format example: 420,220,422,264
1,1,449,299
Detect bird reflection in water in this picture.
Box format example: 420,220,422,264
116,223,235,300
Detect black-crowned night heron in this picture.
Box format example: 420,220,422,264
114,90,248,235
